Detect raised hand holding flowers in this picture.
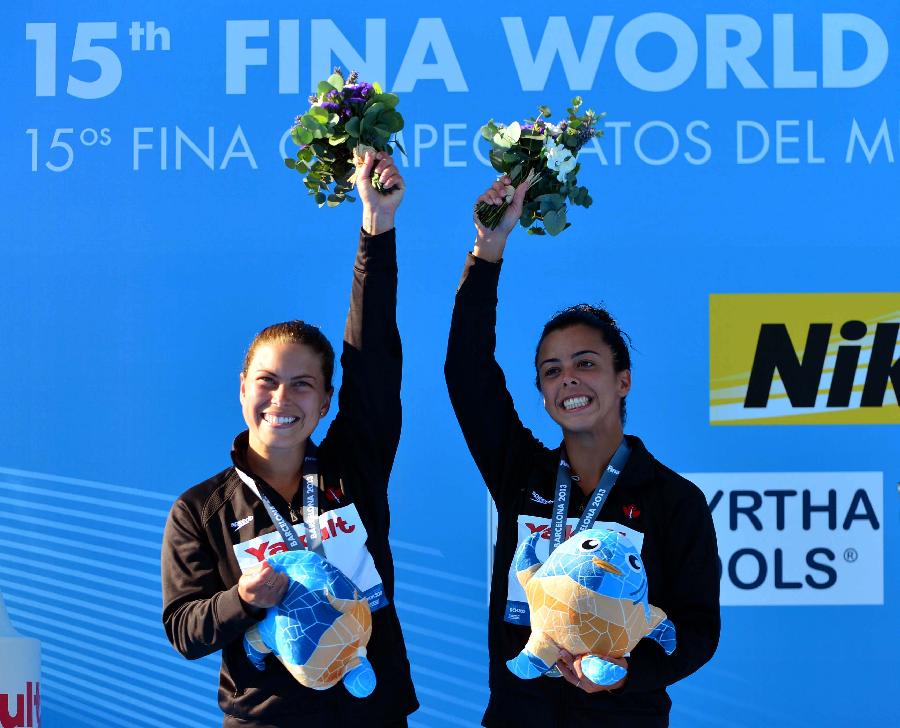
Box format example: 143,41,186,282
475,98,602,236
286,68,405,208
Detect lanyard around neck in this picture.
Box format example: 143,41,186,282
550,439,631,553
237,442,325,556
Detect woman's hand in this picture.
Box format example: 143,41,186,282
238,560,290,609
557,649,628,693
471,175,530,262
358,151,404,235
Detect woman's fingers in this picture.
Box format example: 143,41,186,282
238,562,289,607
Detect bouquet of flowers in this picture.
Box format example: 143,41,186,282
476,98,602,236
285,68,405,208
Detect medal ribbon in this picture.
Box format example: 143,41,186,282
549,439,631,553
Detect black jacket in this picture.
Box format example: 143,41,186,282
445,253,720,728
161,229,418,725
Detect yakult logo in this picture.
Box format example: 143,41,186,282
692,472,883,606
0,682,41,728
525,522,628,541
242,515,356,562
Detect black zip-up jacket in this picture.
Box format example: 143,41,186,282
161,229,418,725
445,254,720,728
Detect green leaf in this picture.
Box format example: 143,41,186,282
505,121,521,143
381,110,404,132
377,93,400,108
301,114,327,138
315,191,327,206
373,81,383,94
292,126,313,146
488,149,507,173
535,193,565,208
327,194,344,207
345,117,361,137
317,81,335,96
298,147,313,162
294,162,308,173
327,73,344,90
329,133,350,145
309,105,330,123
538,105,552,118
373,124,391,138
365,101,386,117
480,120,497,140
492,132,512,149
284,158,296,169
527,226,546,235
543,208,568,235
572,96,583,108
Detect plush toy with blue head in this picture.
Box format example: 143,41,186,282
243,550,375,697
507,528,676,687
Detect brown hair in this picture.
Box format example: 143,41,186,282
242,321,335,391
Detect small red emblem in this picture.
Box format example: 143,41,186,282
325,486,343,503
623,504,641,519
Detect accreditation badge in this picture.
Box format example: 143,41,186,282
233,503,388,612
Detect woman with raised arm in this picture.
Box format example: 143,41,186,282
162,152,418,727
445,177,720,727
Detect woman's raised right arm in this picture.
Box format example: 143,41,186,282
444,178,542,507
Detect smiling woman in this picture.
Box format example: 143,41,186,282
160,151,418,727
444,175,720,727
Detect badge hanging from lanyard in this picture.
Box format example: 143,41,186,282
239,442,326,557
550,439,631,553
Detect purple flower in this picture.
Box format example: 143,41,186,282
320,102,340,112
343,82,373,99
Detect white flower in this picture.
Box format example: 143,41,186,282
543,139,577,183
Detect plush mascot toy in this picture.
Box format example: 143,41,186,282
507,527,676,687
243,550,376,697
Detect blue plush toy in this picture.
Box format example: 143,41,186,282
243,550,375,697
507,528,676,687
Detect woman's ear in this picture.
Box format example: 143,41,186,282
618,369,632,397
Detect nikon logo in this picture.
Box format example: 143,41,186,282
710,294,900,425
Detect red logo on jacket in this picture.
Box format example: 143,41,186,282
623,504,641,519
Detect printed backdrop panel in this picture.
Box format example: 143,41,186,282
1,1,897,727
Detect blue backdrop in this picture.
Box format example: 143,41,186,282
2,2,897,726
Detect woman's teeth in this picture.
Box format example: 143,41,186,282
563,396,590,411
263,414,298,425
